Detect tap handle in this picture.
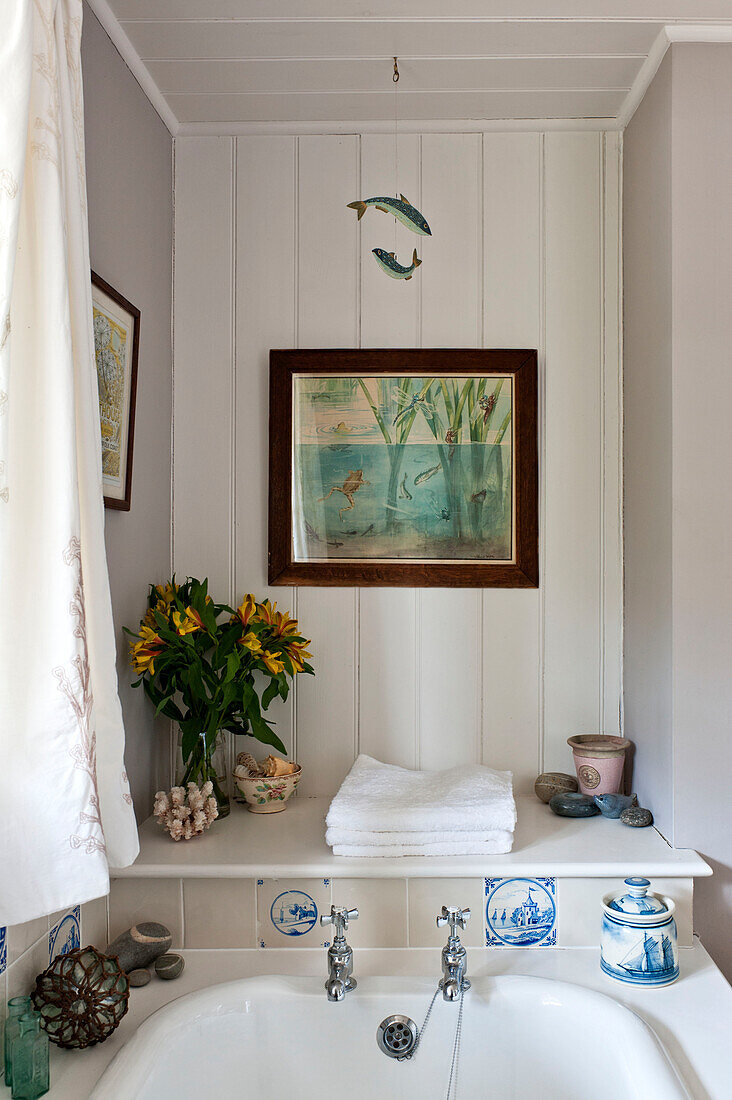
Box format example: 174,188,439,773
436,906,471,934
320,905,359,937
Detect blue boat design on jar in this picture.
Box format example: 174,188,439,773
601,878,679,988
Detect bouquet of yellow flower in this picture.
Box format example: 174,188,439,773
125,578,313,817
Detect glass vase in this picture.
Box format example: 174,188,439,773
176,729,230,819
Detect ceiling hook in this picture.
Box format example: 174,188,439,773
393,56,400,83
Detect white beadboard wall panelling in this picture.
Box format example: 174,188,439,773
295,136,360,796
601,130,623,736
358,133,421,770
120,20,661,63
173,137,234,598
234,135,297,761
543,132,603,770
481,132,542,792
418,134,482,772
171,127,622,797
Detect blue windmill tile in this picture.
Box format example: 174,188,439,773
48,905,80,965
256,879,331,948
485,878,557,947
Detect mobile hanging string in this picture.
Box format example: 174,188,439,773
393,57,399,254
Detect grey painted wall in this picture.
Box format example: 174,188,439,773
623,53,674,842
624,43,732,980
82,5,173,821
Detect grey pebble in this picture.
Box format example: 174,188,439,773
105,922,172,973
155,953,185,980
621,806,654,828
549,792,601,818
128,968,151,988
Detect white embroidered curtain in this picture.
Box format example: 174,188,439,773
0,0,138,926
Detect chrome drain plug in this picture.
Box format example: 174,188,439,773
377,1014,419,1060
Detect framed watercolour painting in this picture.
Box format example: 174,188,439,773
91,271,140,511
269,349,538,587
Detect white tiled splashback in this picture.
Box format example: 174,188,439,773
107,875,694,952
0,899,107,1082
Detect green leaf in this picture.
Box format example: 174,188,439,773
225,652,239,683
261,678,280,711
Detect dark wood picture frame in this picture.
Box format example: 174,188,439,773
269,349,538,588
91,270,140,512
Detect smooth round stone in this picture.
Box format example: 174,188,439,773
534,771,578,804
549,792,601,818
128,968,151,988
105,922,172,974
621,806,654,828
155,953,185,981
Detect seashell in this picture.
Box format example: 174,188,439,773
261,754,298,777
236,751,261,777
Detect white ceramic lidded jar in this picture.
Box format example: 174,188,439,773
601,878,679,987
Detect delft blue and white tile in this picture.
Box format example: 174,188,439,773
256,879,332,948
485,878,557,947
48,906,80,964
0,926,6,974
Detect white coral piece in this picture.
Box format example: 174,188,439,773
153,781,219,841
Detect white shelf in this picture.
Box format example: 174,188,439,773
114,795,711,880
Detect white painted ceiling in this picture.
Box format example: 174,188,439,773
91,2,732,133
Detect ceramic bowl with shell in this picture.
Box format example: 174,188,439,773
234,763,302,813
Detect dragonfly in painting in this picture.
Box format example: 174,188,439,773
392,385,438,427
470,391,498,426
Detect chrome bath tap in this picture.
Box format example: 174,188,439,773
320,904,359,1002
436,905,472,1001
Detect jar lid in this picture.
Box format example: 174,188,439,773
608,877,668,916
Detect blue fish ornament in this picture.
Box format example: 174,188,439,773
594,793,638,819
372,247,422,281
347,195,431,236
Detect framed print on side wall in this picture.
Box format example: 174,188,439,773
268,348,538,588
91,271,140,511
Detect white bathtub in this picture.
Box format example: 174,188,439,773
90,974,688,1099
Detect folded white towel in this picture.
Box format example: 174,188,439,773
330,833,514,858
326,754,516,835
326,826,510,847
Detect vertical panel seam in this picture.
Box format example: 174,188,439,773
416,133,424,768
538,132,547,775
478,130,486,764
599,131,607,732
292,136,300,767
354,134,362,764
616,132,625,737
169,138,177,788
230,137,238,609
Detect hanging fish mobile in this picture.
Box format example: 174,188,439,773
347,195,432,282
345,58,432,280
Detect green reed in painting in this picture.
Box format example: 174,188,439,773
292,375,513,561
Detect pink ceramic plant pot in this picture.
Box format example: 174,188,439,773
567,735,631,796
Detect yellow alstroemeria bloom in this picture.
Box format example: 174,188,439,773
172,608,200,636
130,625,165,675
287,639,313,673
261,649,285,675
256,599,276,626
239,631,263,654
271,609,300,638
233,593,258,629
154,581,178,607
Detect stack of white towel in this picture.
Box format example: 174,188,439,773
325,754,516,857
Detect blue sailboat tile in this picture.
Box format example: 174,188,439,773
48,906,80,964
485,878,557,947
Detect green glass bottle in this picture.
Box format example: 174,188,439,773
4,997,32,1084
10,1013,49,1100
